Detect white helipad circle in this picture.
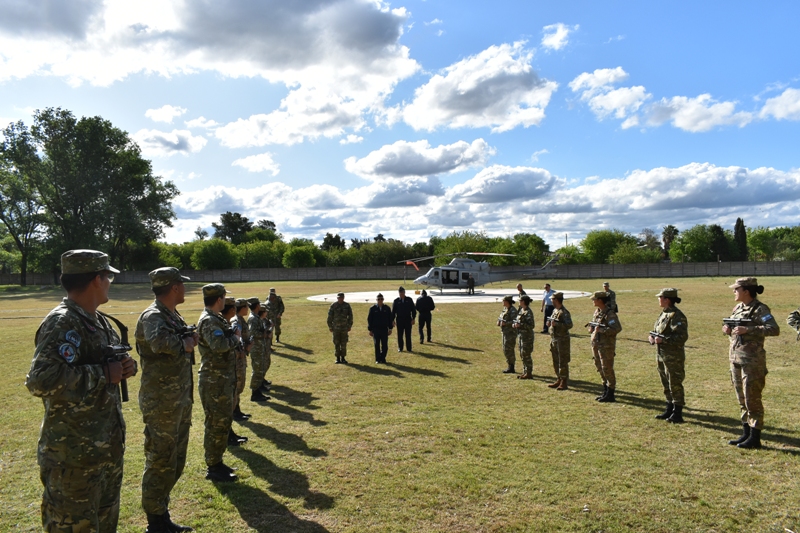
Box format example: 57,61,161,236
307,288,591,304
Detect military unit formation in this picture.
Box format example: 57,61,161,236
24,249,794,532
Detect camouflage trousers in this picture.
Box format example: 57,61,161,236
274,317,282,338
265,336,272,375
40,458,123,533
550,336,571,380
502,329,516,367
517,332,534,374
233,352,247,409
657,351,685,406
141,401,192,515
592,344,616,388
199,373,234,466
332,330,349,358
250,343,267,390
730,359,767,429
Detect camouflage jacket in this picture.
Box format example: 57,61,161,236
607,289,617,311
264,299,280,322
247,312,266,339
590,307,622,347
26,298,125,468
728,299,780,363
549,306,573,338
275,295,285,315
230,314,249,354
327,301,353,331
498,305,518,331
135,300,193,412
653,305,688,356
516,307,535,339
197,309,237,377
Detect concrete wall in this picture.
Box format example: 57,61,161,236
3,261,798,286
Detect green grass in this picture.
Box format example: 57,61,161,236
2,277,800,532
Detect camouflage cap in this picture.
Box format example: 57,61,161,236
730,277,758,289
224,296,236,306
503,295,515,303
61,249,119,275
202,283,227,299
337,292,345,298
246,296,260,306
552,291,564,301
149,266,190,288
519,294,532,304
269,287,276,293
590,291,609,299
602,282,610,287
235,298,248,307
656,288,680,298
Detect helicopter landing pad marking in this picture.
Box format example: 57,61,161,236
307,288,592,304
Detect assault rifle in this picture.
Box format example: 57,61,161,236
584,321,605,332
179,325,198,365
722,317,754,345
103,343,132,402
649,331,666,345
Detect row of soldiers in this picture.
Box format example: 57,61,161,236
25,251,289,533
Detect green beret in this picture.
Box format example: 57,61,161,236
202,283,227,299
61,249,119,275
149,267,189,288
656,288,680,299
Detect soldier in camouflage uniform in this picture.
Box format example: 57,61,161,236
135,267,196,532
723,277,780,449
264,293,280,379
221,297,248,447
197,284,239,482
230,298,253,420
497,295,518,374
603,282,618,313
514,295,535,379
328,292,354,363
588,291,622,403
269,287,285,342
246,298,270,402
546,292,573,390
648,288,689,424
26,250,137,533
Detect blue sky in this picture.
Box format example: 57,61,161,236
1,1,799,247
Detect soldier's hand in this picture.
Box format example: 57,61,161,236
648,335,655,345
121,356,137,379
183,336,197,352
722,325,732,335
732,325,749,336
655,336,664,344
347,328,351,332
412,319,415,325
369,331,374,337
329,328,333,332
104,361,123,384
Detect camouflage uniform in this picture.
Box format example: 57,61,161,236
327,297,354,361
604,285,618,312
247,308,267,391
230,307,249,411
269,288,285,340
590,306,622,388
264,296,280,372
653,304,689,406
26,250,126,533
515,306,535,375
197,288,238,467
498,303,518,368
727,298,779,429
549,305,573,380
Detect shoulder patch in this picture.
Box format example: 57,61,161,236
59,343,76,363
213,329,224,337
65,330,81,347
762,314,773,322
608,319,616,325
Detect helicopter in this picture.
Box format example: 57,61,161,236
400,252,559,293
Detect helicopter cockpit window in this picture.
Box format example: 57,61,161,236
461,272,469,281
433,270,439,278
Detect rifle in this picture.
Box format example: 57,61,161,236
649,331,666,344
98,311,133,402
722,318,754,345
585,321,605,332
179,325,198,365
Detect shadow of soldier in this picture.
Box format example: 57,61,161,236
347,362,405,378
264,401,328,427
271,351,314,363
268,384,323,409
217,478,332,533
242,420,327,457
228,447,335,509
428,342,483,353
276,342,314,355
385,361,448,378
413,350,472,365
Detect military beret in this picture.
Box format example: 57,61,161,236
590,291,609,299
337,292,345,298
224,296,236,306
552,291,564,300
202,283,227,299
656,288,680,299
246,297,260,306
730,277,758,289
503,295,515,303
61,249,119,275
519,295,532,304
149,267,189,288
235,298,248,307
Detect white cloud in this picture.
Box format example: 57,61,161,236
541,23,578,51
759,88,800,121
145,104,187,123
344,139,494,179
648,94,753,132
450,165,559,203
231,152,280,175
402,41,558,133
569,67,649,127
340,134,364,145
425,18,443,25
132,128,208,157
185,116,220,129
531,149,549,162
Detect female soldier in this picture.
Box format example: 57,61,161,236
514,295,535,379
723,277,779,449
497,295,518,374
547,292,573,390
587,291,622,403
649,288,688,423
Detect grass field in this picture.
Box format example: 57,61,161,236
2,276,800,532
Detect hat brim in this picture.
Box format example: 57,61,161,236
180,275,190,282
105,265,120,274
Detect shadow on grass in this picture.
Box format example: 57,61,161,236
347,362,404,378
276,342,314,355
260,401,328,427
412,350,471,364
385,361,448,378
271,351,314,364
268,384,322,409
242,420,327,457
429,342,483,353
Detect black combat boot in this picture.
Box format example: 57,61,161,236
335,355,342,364
228,429,247,446
251,389,270,402
164,510,194,532
341,355,348,364
737,427,762,449
655,402,674,420
595,383,608,401
276,334,280,342
206,462,237,482
728,424,750,445
259,382,271,393
598,387,616,403
666,404,684,423
233,403,250,421
145,513,170,533
502,366,516,374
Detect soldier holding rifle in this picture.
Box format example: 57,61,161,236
498,295,518,374
26,250,137,532
648,288,688,424
546,292,572,390
587,290,622,403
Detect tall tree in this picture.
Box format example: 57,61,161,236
734,217,748,261
662,225,679,256
194,226,209,241
581,229,637,264
320,232,345,251
256,219,276,231
211,211,253,243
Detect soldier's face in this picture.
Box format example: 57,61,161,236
174,282,186,305
553,299,562,309
97,271,112,304
658,295,668,308
337,296,344,303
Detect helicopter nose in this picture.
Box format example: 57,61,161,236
413,275,427,285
